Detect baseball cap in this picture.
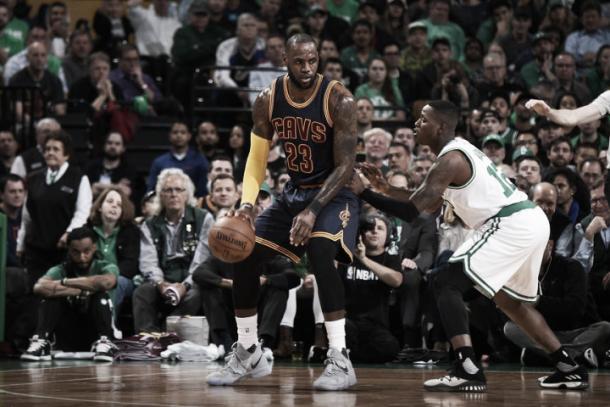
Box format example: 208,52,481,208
482,134,504,147
408,21,428,32
512,146,535,162
258,182,273,200
189,0,209,15
307,5,328,17
532,31,552,44
480,109,501,122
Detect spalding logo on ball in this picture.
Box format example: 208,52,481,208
209,215,255,263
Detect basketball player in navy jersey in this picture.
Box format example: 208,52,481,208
206,34,360,390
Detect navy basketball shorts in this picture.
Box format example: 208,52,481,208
255,183,360,264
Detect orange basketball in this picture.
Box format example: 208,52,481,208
208,215,256,263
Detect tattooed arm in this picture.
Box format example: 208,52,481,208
289,84,357,246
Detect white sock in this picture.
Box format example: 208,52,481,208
236,315,258,349
325,318,346,350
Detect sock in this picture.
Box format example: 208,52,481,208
455,346,479,375
236,315,258,350
325,319,346,350
550,347,578,372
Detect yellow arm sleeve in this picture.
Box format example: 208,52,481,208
241,132,271,205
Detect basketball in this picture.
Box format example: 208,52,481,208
208,215,256,263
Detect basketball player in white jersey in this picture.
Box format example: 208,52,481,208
526,90,610,125
352,100,588,392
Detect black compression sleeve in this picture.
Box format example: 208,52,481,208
360,188,420,222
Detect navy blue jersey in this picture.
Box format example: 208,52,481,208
270,74,339,186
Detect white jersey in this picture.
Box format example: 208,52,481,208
591,90,610,117
438,138,527,229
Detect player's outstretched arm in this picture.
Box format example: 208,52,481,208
525,98,602,127
289,85,357,246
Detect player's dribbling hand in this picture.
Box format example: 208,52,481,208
525,99,551,117
289,209,316,246
231,204,256,231
358,162,389,193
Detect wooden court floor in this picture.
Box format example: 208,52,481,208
0,360,608,406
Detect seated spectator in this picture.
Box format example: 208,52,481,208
414,37,455,101
193,251,300,357
544,167,591,226
363,128,391,172
393,127,416,153
0,1,27,67
553,53,591,105
0,174,25,268
574,178,610,322
196,121,224,162
574,142,600,170
0,130,18,174
340,214,404,363
134,168,213,332
109,43,162,108
465,108,484,142
21,227,117,361
520,32,556,90
227,125,246,181
10,117,59,178
206,154,233,188
247,33,286,106
535,182,582,262
475,0,513,50
147,120,209,197
340,19,380,83
430,63,478,111
9,41,66,120
420,0,465,62
61,30,93,89
400,22,432,77
213,13,265,105
504,239,610,367
481,134,506,167
3,24,67,90
489,92,517,146
86,131,135,199
585,45,610,97
92,0,134,60
476,53,516,102
304,5,350,49
544,137,575,176
17,131,92,285
43,1,69,58
497,8,533,69
171,0,229,108
463,37,484,82
88,187,139,321
127,0,181,58
409,155,434,190
579,158,605,191
564,0,610,70
387,142,411,174
356,97,374,143
355,58,405,120
539,0,576,38
514,153,542,185
572,118,608,151
68,51,124,115
200,173,238,218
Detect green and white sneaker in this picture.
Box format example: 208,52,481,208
313,348,357,391
206,342,272,386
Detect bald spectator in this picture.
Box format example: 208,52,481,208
3,25,67,90
127,0,181,58
9,41,66,120
363,128,391,172
61,30,93,89
579,158,605,191
476,53,513,101
532,182,578,258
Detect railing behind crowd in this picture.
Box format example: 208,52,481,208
0,86,48,149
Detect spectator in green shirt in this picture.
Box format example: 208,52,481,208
21,227,118,362
340,19,380,85
585,45,610,97
0,1,26,68
355,58,405,121
421,0,466,62
400,21,432,77
520,32,556,90
326,0,359,23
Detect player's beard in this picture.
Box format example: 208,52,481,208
287,69,314,90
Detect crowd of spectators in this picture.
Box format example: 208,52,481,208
0,0,610,367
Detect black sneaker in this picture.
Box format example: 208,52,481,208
413,350,450,366
538,365,589,390
424,359,487,392
21,335,52,361
92,336,118,362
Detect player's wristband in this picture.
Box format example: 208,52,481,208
308,200,322,216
